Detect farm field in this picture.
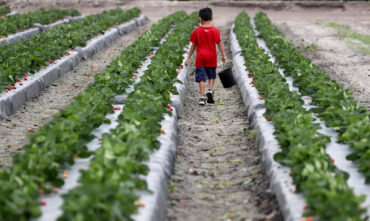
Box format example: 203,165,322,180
0,0,369,220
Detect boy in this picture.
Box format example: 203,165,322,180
185,7,226,106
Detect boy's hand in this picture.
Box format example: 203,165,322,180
185,58,190,66
222,56,227,63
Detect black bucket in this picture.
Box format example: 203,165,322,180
218,68,236,88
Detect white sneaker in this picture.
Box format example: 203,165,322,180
198,97,206,106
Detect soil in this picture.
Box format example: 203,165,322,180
166,21,282,221
0,21,153,170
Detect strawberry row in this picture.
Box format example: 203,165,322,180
0,7,139,91
233,12,365,220
0,11,185,220
254,12,370,187
0,8,80,37
0,6,10,16
57,12,198,220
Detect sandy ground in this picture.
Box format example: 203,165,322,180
0,21,153,169
167,23,282,220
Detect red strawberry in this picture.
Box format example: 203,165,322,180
139,65,142,69
20,83,23,86
41,199,46,206
160,128,166,134
251,85,254,87
1,36,5,39
178,66,182,69
170,107,174,111
5,90,8,93
113,106,121,110
258,96,263,100
27,129,33,132
17,78,21,82
265,116,270,121
54,188,59,194
167,104,172,108
24,77,28,80
145,58,148,60
251,80,254,84
331,158,335,163
248,73,251,76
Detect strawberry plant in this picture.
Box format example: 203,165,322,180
0,8,80,37
234,12,366,220
0,7,139,91
0,11,185,220
254,12,370,185
58,12,198,220
0,6,10,16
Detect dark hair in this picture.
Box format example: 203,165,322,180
199,7,212,21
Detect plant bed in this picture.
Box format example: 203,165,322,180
0,10,186,221
231,12,366,220
254,12,370,187
0,8,144,119
0,8,80,37
57,11,198,221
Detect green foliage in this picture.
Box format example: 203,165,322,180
0,7,139,91
0,5,10,16
0,8,80,37
0,7,167,220
255,12,370,187
58,11,198,221
234,12,366,220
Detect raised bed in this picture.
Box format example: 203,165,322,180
0,11,186,220
231,12,368,220
0,15,84,47
0,9,145,119
0,8,80,38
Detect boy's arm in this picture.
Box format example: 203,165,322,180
217,42,227,63
185,43,196,66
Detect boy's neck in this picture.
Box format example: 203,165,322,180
201,21,212,27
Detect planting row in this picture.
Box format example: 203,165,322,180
233,12,366,220
254,12,370,184
0,8,80,37
0,6,10,16
58,11,198,220
0,11,187,220
0,7,140,91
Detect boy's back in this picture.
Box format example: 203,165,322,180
190,26,221,68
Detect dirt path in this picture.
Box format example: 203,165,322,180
0,21,152,170
166,24,282,221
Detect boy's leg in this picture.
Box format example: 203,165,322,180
199,81,206,97
206,68,216,103
208,79,215,90
195,67,207,105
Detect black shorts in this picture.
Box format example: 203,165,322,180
195,67,216,83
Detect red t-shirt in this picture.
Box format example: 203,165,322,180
190,26,221,68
